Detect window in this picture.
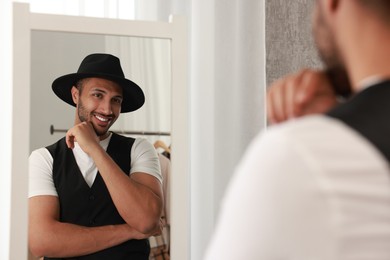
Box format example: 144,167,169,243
27,0,135,19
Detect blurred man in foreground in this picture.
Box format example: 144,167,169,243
205,1,390,259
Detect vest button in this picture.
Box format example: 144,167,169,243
89,195,95,200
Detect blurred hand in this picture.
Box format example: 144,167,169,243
267,69,339,125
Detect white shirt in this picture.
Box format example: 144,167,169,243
29,134,162,198
204,115,390,260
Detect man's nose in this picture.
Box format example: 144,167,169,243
99,98,113,115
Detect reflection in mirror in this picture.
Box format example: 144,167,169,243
30,30,171,151
30,30,172,259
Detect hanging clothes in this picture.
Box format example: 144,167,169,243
149,148,171,260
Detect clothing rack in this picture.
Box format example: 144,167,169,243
50,125,171,136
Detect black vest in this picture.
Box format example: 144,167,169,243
327,80,390,162
45,132,149,260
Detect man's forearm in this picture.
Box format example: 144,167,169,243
29,222,144,258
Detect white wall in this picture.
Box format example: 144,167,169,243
0,1,13,259
30,31,105,152
1,1,31,259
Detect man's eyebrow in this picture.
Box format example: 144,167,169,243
91,88,107,94
91,88,123,98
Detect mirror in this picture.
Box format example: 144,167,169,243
13,3,188,259
29,29,172,260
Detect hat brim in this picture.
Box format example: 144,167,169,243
52,73,145,113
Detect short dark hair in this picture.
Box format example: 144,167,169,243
75,78,90,93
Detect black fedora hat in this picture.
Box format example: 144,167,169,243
52,53,145,113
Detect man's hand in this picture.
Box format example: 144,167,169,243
66,122,100,154
267,69,339,125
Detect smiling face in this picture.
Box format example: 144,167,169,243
71,77,123,139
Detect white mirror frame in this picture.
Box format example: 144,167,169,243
12,3,189,259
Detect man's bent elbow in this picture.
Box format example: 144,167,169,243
29,236,47,258
29,231,58,258
140,217,161,234
135,207,162,234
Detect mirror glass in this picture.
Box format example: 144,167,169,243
29,30,172,258
30,30,172,152
11,4,187,259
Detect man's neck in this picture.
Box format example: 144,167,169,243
99,131,111,141
335,2,390,93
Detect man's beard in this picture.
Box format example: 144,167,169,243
316,36,352,97
77,100,109,137
325,67,352,98
313,4,352,98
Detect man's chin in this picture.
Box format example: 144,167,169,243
97,131,109,137
91,124,110,138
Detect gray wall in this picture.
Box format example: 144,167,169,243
266,0,322,86
30,31,106,152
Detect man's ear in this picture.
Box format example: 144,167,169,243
318,0,340,21
330,0,340,11
324,0,340,13
71,86,79,105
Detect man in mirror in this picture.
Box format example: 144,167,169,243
205,0,390,259
28,53,163,260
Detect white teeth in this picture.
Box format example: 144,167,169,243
95,115,109,122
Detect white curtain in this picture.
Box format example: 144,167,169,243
135,1,266,259
28,0,136,19
191,2,266,259
105,36,172,145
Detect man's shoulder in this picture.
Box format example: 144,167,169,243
30,146,53,163
265,115,343,141
108,134,155,156
126,136,153,148
260,114,385,165
45,137,67,156
256,114,370,159
30,137,65,158
111,132,134,139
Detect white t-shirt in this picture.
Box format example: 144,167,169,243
29,133,162,198
204,115,390,260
